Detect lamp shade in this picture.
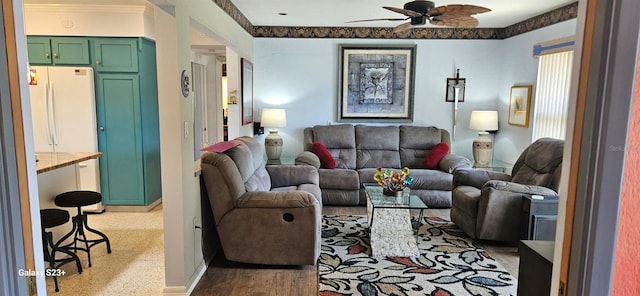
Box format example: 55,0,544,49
260,108,287,128
469,110,498,131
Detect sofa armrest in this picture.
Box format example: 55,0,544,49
438,154,473,173
453,168,512,189
483,180,558,196
295,151,321,169
236,191,319,208
266,164,319,187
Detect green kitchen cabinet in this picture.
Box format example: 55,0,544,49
94,38,161,206
27,36,90,65
91,38,139,72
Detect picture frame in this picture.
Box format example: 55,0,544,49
508,85,533,127
338,44,416,122
445,78,466,102
241,58,253,125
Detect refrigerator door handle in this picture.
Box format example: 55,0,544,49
49,82,59,145
44,81,53,145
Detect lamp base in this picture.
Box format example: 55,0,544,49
265,130,283,160
472,131,492,167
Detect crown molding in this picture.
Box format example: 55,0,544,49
214,1,578,40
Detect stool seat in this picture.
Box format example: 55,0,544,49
51,190,111,268
40,209,70,229
55,191,102,207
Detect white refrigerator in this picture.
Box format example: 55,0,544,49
30,66,103,212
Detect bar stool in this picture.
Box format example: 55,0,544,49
54,191,111,267
40,209,83,292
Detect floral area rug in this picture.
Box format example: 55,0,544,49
319,215,517,296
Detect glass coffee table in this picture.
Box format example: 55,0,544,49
363,184,429,257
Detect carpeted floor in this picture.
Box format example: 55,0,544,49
319,215,518,296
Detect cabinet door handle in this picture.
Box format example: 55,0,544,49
53,53,58,58
45,53,50,58
96,60,101,65
99,127,105,131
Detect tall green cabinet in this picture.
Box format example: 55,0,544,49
94,38,161,206
26,36,162,207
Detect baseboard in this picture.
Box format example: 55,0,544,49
104,198,162,212
163,286,187,295
163,262,206,296
186,261,207,295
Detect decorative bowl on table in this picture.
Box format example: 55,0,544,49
373,167,414,197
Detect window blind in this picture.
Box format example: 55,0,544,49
532,51,574,141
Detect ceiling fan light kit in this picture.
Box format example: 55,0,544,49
349,0,491,33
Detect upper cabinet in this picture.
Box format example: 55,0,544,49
91,38,139,72
27,36,90,65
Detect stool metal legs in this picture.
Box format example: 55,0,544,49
42,230,83,292
58,207,111,267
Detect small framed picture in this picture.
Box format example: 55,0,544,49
508,85,533,127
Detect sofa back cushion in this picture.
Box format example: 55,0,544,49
355,125,401,169
306,124,356,169
224,136,271,192
511,137,564,191
399,126,451,168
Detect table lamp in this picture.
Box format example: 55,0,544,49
469,110,498,167
260,108,287,160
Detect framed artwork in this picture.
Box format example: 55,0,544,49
445,78,466,102
508,85,532,127
338,44,416,122
241,58,253,125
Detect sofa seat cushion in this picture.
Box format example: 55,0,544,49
319,169,360,190
407,169,454,191
272,185,323,204
357,168,452,191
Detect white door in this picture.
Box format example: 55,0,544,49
28,66,52,153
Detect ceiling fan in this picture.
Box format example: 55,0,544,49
346,0,491,33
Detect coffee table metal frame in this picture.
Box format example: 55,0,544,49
363,184,428,229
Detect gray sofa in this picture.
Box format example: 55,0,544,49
295,124,472,208
200,136,322,265
450,137,564,242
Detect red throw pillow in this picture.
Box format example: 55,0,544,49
424,142,450,169
311,141,336,169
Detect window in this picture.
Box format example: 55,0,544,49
532,50,574,141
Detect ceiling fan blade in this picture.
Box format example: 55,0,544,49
430,15,479,28
393,22,414,34
383,6,423,17
345,17,409,23
428,4,491,17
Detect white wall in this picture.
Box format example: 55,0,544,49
254,20,578,164
254,38,502,160
495,19,578,163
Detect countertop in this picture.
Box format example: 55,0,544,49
36,152,102,174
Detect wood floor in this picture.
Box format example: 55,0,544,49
191,206,520,295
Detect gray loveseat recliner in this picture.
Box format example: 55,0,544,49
295,124,472,208
450,137,564,242
200,136,322,265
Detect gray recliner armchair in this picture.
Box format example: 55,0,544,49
450,138,564,242
200,136,322,265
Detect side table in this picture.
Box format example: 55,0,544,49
472,159,511,173
521,195,559,240
517,240,555,296
265,156,295,165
